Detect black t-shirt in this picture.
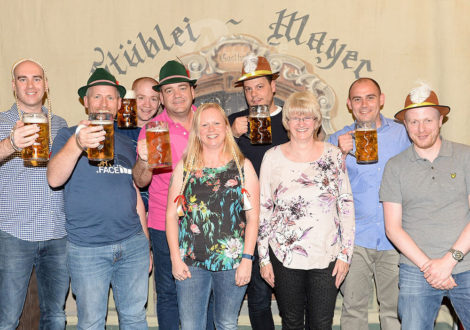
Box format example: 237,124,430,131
228,108,289,176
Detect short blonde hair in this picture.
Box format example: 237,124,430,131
282,91,321,137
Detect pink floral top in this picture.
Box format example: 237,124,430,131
258,143,355,270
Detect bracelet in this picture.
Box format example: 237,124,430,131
75,124,88,151
259,260,271,268
9,128,22,152
242,253,255,261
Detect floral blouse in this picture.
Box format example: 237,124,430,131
179,160,246,271
258,143,355,270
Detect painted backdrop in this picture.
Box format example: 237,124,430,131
1,0,469,142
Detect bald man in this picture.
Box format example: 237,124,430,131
0,59,69,329
116,76,160,211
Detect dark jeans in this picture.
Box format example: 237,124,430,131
149,228,214,330
270,248,338,330
247,245,275,330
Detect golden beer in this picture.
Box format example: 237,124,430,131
117,90,137,128
22,113,49,162
87,112,114,161
249,115,272,145
355,128,378,164
146,122,172,169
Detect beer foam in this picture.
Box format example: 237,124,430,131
124,90,136,99
250,114,270,118
146,126,168,133
91,120,114,125
356,128,376,131
23,116,47,124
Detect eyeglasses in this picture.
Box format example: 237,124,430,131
288,116,316,123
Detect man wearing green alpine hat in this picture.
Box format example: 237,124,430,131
48,68,150,329
133,60,206,330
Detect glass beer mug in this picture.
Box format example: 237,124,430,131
146,121,172,169
248,105,272,145
354,121,378,164
21,113,49,162
117,90,137,128
87,112,114,161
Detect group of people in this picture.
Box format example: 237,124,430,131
0,53,469,330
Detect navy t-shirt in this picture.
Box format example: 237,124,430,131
51,126,142,246
114,122,149,211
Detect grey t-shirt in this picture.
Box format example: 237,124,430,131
380,139,470,274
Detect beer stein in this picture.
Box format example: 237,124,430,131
354,121,378,164
248,105,272,145
87,112,114,161
146,121,172,169
21,113,49,162
117,90,137,128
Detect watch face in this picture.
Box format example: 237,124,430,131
452,250,464,261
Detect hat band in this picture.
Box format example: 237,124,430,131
89,79,118,86
404,101,440,109
159,74,190,84
241,70,274,79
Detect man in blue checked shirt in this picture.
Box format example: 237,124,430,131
0,59,69,329
328,78,410,330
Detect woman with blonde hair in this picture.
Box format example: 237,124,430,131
258,91,355,329
166,103,259,330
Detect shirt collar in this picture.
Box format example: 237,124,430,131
377,114,390,131
271,105,282,117
407,137,451,162
10,103,48,119
159,106,196,126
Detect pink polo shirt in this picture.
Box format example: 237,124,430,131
138,108,191,231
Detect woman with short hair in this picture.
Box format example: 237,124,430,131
258,91,355,329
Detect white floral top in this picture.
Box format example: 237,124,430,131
258,143,355,270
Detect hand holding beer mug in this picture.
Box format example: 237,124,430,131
249,105,272,144
146,121,172,169
87,112,114,161
21,113,50,162
354,121,378,164
117,90,137,128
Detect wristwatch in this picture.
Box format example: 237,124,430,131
449,248,464,262
242,253,255,261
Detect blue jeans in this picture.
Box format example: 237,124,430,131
176,266,247,330
67,231,149,330
149,229,215,330
246,245,275,330
398,263,470,329
0,230,69,330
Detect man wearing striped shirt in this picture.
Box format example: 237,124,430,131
0,59,69,329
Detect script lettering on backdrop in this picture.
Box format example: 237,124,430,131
268,9,372,78
89,9,372,79
90,17,199,74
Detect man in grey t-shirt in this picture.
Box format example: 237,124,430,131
380,82,470,329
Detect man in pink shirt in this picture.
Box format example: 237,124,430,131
133,60,197,330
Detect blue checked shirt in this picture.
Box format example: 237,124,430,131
328,114,411,250
0,104,67,241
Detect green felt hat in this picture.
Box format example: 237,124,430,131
78,68,126,99
152,60,197,91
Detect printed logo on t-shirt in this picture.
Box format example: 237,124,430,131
95,154,133,175
96,164,132,174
